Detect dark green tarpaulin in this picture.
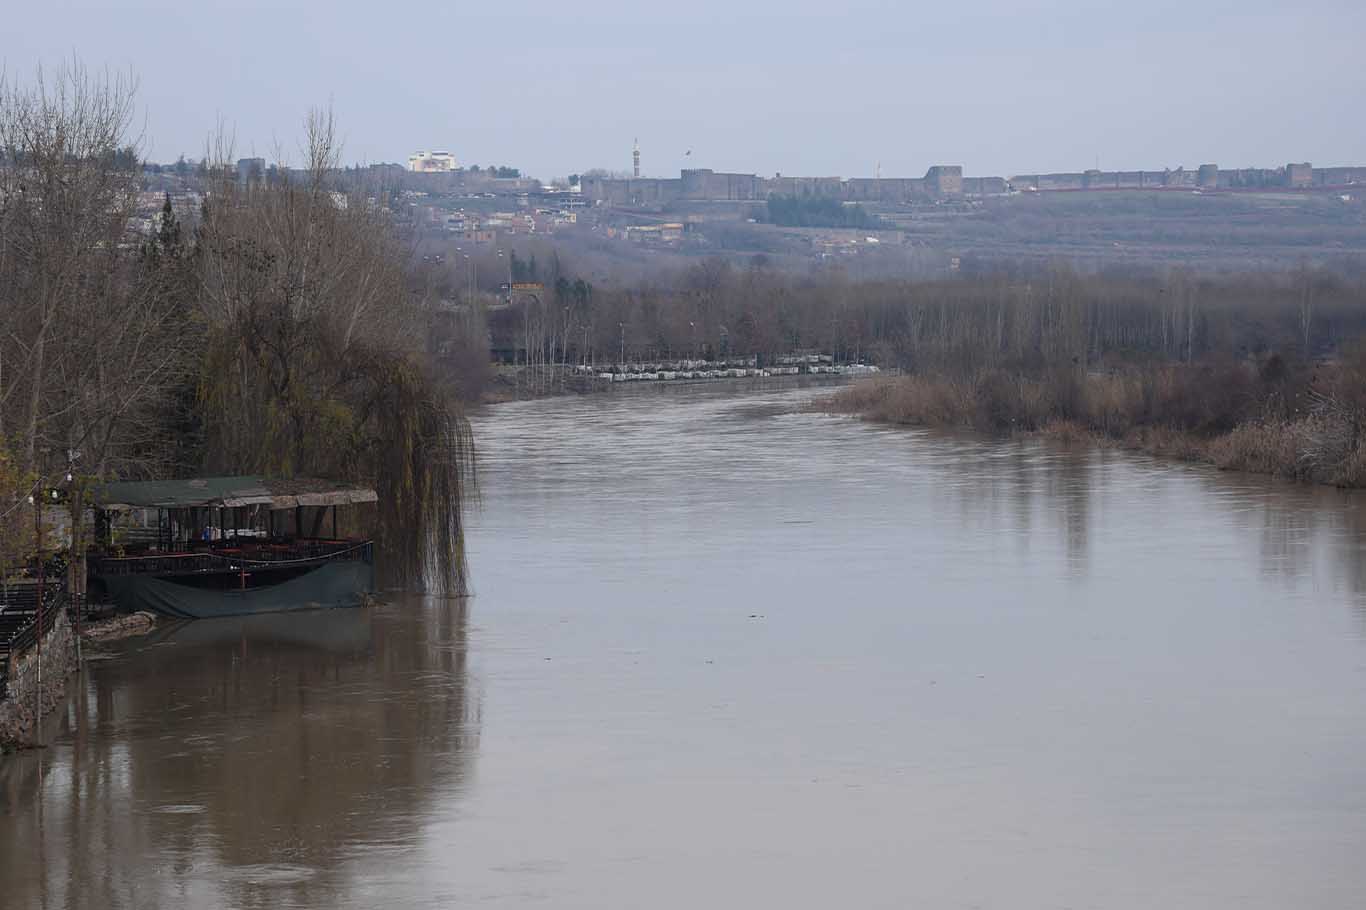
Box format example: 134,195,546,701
100,561,374,619
95,476,376,511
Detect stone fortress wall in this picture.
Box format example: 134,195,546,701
583,162,1366,207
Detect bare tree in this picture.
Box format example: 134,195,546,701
0,61,189,593
194,108,474,594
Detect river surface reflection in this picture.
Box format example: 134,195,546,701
4,380,1366,908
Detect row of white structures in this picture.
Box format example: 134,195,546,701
593,364,881,383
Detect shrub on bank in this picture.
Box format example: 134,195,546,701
826,358,1366,489
1206,420,1308,478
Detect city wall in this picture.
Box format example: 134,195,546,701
584,162,1366,208
583,166,966,206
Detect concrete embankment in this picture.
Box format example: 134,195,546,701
0,610,157,752
0,612,78,752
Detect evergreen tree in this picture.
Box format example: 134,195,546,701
157,193,183,257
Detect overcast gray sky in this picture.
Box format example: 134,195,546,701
7,0,1364,180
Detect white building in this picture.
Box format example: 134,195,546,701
409,150,459,173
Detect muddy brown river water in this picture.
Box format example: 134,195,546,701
3,380,1366,909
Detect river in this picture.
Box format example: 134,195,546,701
3,380,1366,909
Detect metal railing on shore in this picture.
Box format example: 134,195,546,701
93,539,374,578
0,583,108,700
1,582,61,701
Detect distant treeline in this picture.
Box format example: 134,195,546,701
457,255,1366,371
468,165,521,178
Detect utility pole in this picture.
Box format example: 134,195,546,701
562,305,570,389
33,482,43,740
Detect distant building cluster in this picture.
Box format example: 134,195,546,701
236,157,266,183
624,222,684,245
434,204,580,242
409,150,459,173
132,189,201,236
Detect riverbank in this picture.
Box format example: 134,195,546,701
1,609,158,754
0,611,77,753
824,368,1366,488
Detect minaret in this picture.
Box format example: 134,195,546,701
633,138,640,178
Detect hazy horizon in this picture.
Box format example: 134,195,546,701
7,0,1365,180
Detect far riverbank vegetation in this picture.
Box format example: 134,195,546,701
818,271,1366,488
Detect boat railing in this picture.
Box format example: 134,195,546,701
94,540,373,577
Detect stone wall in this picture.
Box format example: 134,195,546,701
1286,162,1313,188
846,178,921,201
0,611,77,751
924,165,963,196
1012,168,1205,191
682,169,765,200
763,175,844,199
587,160,1365,210
961,176,1008,196
581,176,683,206
1315,167,1366,187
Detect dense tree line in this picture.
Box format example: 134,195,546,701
764,195,879,229
470,253,1366,372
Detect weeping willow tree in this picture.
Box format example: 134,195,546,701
193,111,474,593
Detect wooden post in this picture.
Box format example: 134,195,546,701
331,505,338,540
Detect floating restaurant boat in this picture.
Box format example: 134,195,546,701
89,476,377,619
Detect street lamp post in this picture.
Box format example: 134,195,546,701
33,485,43,736
497,248,513,302
619,322,625,368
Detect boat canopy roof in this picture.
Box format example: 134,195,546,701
95,476,378,512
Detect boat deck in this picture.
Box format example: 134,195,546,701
94,539,372,578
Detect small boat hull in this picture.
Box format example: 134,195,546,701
98,560,375,619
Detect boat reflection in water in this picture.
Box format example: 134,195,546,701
0,597,477,910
